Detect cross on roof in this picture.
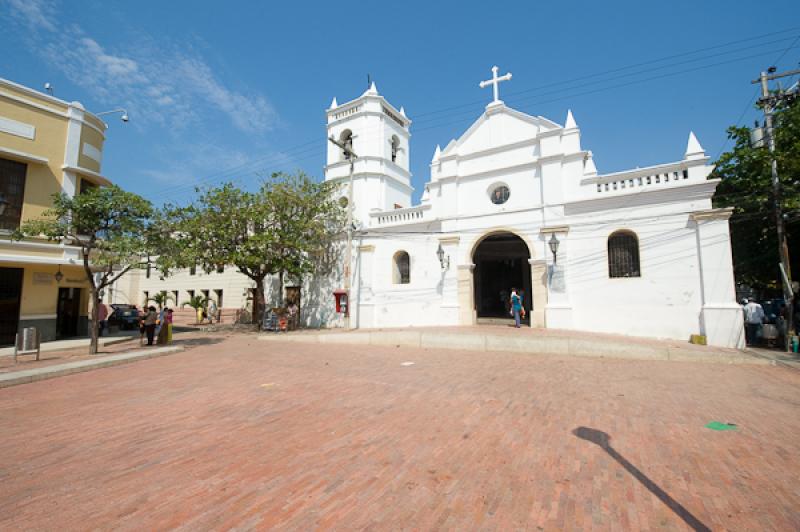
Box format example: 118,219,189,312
479,65,512,105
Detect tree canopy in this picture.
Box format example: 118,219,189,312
17,185,153,353
157,172,345,325
711,98,799,293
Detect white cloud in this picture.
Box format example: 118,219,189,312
5,0,56,31
5,1,277,133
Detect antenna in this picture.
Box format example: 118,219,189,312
367,73,371,89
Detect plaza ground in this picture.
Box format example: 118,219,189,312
1,334,798,530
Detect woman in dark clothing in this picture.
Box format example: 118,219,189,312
143,306,158,345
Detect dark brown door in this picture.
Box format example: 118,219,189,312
0,267,23,346
56,287,81,339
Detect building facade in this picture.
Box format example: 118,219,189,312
0,78,111,344
292,70,744,348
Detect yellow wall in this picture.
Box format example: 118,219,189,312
4,262,89,316
77,124,104,173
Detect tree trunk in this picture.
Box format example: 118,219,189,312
254,276,266,328
89,286,100,355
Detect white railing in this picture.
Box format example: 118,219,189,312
332,105,361,120
595,169,689,194
373,206,427,226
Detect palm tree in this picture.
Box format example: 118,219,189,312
181,294,209,324
148,291,175,310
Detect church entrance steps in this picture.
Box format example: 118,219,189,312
258,326,768,365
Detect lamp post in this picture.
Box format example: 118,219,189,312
436,243,450,270
548,233,560,264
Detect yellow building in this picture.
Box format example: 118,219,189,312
0,77,113,345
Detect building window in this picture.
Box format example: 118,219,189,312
390,135,400,163
340,129,353,161
79,178,97,195
608,231,641,278
187,289,195,302
142,291,149,307
216,264,225,273
0,158,27,231
490,185,510,205
393,251,410,284
189,265,196,275
215,289,223,308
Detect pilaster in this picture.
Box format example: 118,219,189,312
457,263,475,325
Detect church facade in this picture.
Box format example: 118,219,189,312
308,68,744,348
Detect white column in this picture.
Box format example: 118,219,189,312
692,208,745,348
62,103,84,197
542,227,572,329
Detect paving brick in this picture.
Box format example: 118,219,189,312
0,335,798,530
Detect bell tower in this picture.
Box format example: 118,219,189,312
324,82,413,226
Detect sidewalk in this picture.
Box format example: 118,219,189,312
0,332,135,357
0,345,184,388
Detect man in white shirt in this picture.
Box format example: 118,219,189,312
743,299,765,346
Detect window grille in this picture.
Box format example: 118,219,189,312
608,231,640,278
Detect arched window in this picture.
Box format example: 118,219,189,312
393,251,410,284
608,231,640,278
339,129,353,161
389,135,400,163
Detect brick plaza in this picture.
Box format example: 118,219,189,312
1,335,798,530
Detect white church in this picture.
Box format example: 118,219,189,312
123,66,745,349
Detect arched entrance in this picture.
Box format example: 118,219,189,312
472,233,532,321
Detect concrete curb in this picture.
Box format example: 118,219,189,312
258,331,768,365
0,335,134,358
0,346,185,389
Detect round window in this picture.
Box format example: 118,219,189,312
490,185,510,205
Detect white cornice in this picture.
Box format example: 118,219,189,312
437,137,539,163
326,173,415,192
0,146,49,165
61,164,111,186
369,204,431,217
582,158,711,185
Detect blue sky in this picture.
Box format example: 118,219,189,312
2,0,799,205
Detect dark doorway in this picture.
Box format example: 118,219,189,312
56,287,81,339
473,233,531,319
0,267,24,346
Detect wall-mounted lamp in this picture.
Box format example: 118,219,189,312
436,243,450,270
96,108,129,123
548,233,560,264
54,265,64,283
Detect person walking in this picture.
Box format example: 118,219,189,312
743,298,765,347
143,306,158,346
97,302,109,337
207,298,218,325
510,288,523,328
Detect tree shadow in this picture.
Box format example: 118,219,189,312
572,427,710,532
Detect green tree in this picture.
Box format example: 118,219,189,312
147,291,175,310
181,294,209,324
158,172,344,326
711,98,800,293
16,185,152,354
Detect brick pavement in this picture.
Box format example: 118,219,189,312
1,335,798,530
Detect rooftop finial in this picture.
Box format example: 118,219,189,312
479,65,512,106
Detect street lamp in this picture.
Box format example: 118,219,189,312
96,108,129,123
548,233,560,264
54,265,64,283
436,243,450,270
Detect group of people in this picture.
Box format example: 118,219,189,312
140,307,174,346
742,297,796,348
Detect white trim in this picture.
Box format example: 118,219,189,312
19,314,57,320
0,254,81,266
81,142,102,164
0,146,48,165
0,115,35,139
61,165,111,186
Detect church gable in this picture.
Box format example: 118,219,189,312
442,107,557,158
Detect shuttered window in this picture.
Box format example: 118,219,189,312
0,158,27,231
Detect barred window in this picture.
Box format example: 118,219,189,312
393,251,410,284
608,231,640,278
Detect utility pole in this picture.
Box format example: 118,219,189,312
752,66,800,352
327,136,357,329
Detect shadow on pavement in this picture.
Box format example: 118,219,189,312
572,427,711,532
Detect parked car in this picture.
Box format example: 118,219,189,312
109,304,141,330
